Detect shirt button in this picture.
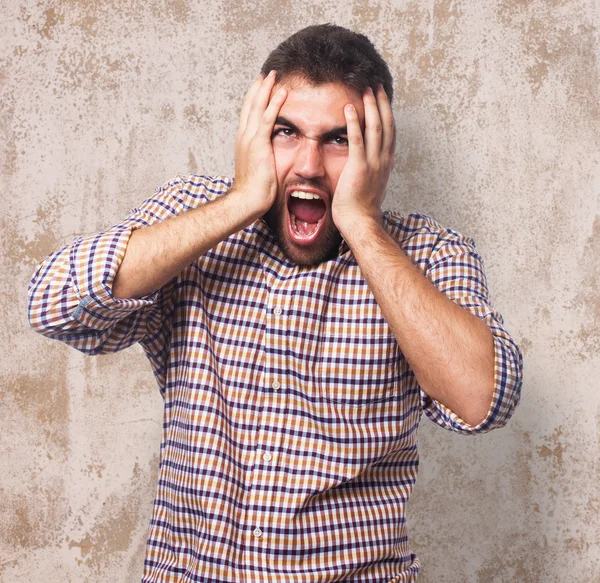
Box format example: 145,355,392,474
253,527,263,538
271,381,281,390
273,307,282,315
262,452,272,462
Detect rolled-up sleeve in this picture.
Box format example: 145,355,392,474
27,174,230,387
419,227,523,435
27,222,163,354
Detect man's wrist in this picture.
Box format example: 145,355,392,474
227,185,269,225
335,210,383,244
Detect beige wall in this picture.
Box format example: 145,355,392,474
1,0,598,581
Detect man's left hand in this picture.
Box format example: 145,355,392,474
331,84,396,233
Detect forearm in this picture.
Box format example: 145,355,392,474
113,72,289,301
113,187,260,299
341,216,495,427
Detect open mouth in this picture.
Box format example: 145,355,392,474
286,190,328,245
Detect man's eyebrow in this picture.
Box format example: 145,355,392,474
274,116,348,141
274,116,299,132
321,126,348,141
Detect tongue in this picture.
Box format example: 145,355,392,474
288,197,326,223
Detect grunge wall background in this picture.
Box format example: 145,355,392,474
1,0,598,581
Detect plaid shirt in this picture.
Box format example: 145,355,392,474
28,175,523,583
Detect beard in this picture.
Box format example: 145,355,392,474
263,180,343,268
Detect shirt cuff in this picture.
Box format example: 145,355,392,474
70,223,159,330
442,334,523,434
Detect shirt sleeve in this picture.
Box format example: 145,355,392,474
27,174,229,390
419,226,524,435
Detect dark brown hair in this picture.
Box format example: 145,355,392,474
260,24,394,103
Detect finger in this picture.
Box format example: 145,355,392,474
246,70,278,137
344,103,365,161
238,75,264,137
376,83,395,156
363,86,383,164
255,86,288,139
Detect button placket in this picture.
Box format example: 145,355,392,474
241,224,306,578
247,281,291,563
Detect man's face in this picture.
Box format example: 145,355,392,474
263,77,365,267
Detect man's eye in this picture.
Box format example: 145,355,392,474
273,128,294,137
331,136,348,146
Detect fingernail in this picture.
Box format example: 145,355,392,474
345,104,354,113
269,70,276,77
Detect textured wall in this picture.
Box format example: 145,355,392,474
1,0,599,581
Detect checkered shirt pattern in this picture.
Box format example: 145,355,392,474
28,174,523,583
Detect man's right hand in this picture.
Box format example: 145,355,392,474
232,70,288,216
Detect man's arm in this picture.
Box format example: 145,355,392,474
112,187,259,299
332,85,507,428
339,215,495,427
114,71,287,299
28,72,287,355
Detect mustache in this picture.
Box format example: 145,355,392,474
284,178,330,195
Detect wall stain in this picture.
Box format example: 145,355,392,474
475,534,548,583
388,0,484,131
0,105,18,176
519,337,532,355
161,102,176,122
524,17,568,95
564,24,600,123
184,103,208,128
1,197,65,276
74,12,99,37
351,0,382,27
67,457,157,572
188,149,198,173
1,479,69,558
39,7,65,39
536,425,566,469
85,461,106,478
559,215,600,361
4,347,70,452
220,0,324,38
496,0,600,111
565,534,590,554
433,0,463,30
511,428,536,500
162,0,191,25
56,47,138,94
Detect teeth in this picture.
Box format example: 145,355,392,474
290,191,322,200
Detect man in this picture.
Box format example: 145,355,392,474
28,24,523,583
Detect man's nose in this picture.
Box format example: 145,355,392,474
293,138,325,179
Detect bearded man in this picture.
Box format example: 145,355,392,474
28,24,523,583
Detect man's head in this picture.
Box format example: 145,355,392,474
260,24,393,105
259,25,393,267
